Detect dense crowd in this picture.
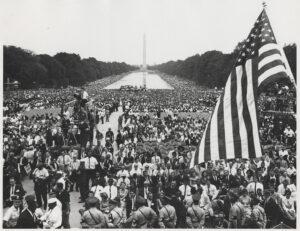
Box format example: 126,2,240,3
2,76,297,229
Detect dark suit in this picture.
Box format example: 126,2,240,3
3,184,26,207
210,176,221,189
56,190,70,228
16,209,37,228
263,175,280,190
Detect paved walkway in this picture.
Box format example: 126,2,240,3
13,107,123,228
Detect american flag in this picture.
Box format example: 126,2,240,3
191,9,292,166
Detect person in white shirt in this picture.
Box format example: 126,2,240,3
116,166,129,178
277,179,289,196
202,180,218,200
83,153,98,185
286,163,296,177
281,190,296,223
90,183,104,202
130,163,142,176
3,195,22,228
40,198,62,229
103,178,118,200
246,176,264,195
56,151,72,169
117,173,131,188
32,164,49,209
179,177,192,200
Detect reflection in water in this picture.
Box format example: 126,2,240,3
104,72,173,89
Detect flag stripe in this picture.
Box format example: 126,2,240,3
210,98,220,160
250,59,263,157
259,43,279,55
191,9,291,167
236,66,248,159
204,118,211,162
198,123,207,163
258,65,286,86
217,94,226,160
258,59,285,76
258,49,281,63
258,53,283,69
223,74,235,160
242,63,256,159
230,69,242,158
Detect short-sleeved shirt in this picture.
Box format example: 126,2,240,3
3,205,20,227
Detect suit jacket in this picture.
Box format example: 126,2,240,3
263,175,280,190
3,184,25,201
210,176,221,189
16,209,37,228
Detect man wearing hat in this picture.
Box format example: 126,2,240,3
125,196,157,228
107,197,124,228
40,198,62,229
3,195,22,228
81,196,107,228
16,195,38,228
158,196,177,228
186,193,205,228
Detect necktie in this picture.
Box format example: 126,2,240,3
254,182,257,195
89,157,91,169
184,185,187,197
109,186,112,199
208,185,210,196
63,156,65,165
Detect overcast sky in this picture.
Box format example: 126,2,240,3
0,0,299,65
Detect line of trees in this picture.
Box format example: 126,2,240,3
150,43,296,88
4,46,137,89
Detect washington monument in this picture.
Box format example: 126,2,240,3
142,33,147,88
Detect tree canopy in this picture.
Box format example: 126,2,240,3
4,46,137,89
150,43,296,88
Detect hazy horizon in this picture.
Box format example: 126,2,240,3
1,0,299,65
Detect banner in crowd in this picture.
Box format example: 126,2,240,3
191,8,294,167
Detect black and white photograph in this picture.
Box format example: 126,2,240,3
1,0,298,229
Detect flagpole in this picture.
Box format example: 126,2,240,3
263,2,297,90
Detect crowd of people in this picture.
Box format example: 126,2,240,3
2,74,297,229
